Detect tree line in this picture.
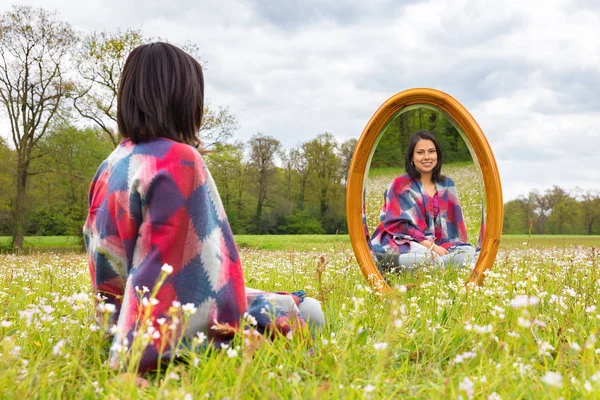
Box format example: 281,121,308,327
371,107,472,168
0,127,356,240
503,186,600,235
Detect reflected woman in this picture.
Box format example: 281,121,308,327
370,130,476,270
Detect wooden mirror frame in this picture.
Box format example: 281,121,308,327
346,88,503,294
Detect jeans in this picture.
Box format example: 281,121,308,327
375,242,478,272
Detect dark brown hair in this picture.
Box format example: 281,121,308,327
117,42,204,148
405,130,445,182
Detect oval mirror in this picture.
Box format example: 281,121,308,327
347,88,503,294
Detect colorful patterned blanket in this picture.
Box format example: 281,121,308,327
83,138,307,372
370,174,468,254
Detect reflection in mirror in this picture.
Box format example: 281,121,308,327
363,105,485,284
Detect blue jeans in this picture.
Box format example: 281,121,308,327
375,242,478,272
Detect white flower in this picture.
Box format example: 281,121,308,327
172,301,181,308
364,384,376,393
167,372,180,381
537,341,554,356
510,295,540,308
226,347,238,358
1,321,12,328
182,303,197,315
161,264,174,274
584,381,592,392
194,332,206,345
488,392,502,400
53,340,65,356
541,371,563,388
452,351,477,364
517,317,531,328
243,312,257,326
585,305,597,313
570,342,582,352
459,377,475,399
157,318,166,325
373,342,388,350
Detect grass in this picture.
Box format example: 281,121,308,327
1,244,599,398
1,234,598,252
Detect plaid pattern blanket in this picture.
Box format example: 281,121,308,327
370,174,468,254
83,138,306,372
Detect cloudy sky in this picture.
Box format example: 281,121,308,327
3,0,600,200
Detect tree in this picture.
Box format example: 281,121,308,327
279,148,295,212
74,29,144,146
0,138,15,235
75,29,238,148
0,6,76,249
304,133,340,220
204,142,247,232
290,145,310,209
577,189,600,235
27,124,113,235
248,134,281,232
338,138,357,185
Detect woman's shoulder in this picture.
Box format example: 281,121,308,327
389,174,417,194
391,174,414,188
439,175,456,187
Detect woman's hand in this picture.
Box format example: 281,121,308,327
432,245,449,257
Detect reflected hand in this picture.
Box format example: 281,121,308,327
432,245,449,257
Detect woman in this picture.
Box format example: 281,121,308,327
83,43,324,375
370,130,476,270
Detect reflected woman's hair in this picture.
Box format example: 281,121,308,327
405,130,445,182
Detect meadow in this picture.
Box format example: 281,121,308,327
1,235,600,399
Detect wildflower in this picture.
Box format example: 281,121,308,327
193,332,206,345
226,347,238,358
541,371,563,388
172,301,181,308
488,392,501,400
53,340,65,356
517,317,531,328
243,312,257,326
182,303,197,315
459,377,475,399
373,342,388,350
570,342,582,352
585,305,597,313
364,384,376,393
537,341,554,356
452,351,477,364
1,321,12,328
167,372,180,381
161,264,174,274
510,295,540,308
584,381,592,392
102,303,116,313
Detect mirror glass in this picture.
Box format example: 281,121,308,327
362,104,485,286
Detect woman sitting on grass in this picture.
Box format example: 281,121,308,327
370,130,477,271
83,42,324,376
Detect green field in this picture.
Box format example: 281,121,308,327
2,241,599,398
1,234,598,253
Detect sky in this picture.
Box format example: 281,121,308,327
2,0,600,201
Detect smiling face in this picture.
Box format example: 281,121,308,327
412,139,438,175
